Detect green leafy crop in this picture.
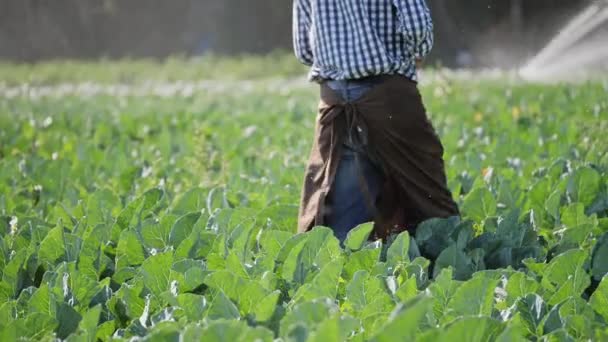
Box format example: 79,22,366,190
0,65,607,340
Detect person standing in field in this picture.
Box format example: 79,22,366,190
294,0,460,242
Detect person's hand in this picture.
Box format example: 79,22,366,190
416,58,424,69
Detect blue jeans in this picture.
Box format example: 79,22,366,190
324,79,385,243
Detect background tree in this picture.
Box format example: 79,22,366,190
0,0,588,65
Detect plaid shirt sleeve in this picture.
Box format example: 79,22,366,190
293,0,314,66
392,0,434,58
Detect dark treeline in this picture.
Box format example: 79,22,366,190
0,0,587,65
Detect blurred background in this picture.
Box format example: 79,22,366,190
0,0,603,70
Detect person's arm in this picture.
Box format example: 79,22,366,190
293,0,314,66
392,0,434,59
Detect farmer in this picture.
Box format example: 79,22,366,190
294,0,459,242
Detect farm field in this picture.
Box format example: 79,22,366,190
1,59,608,341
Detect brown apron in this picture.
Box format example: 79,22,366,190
297,75,459,240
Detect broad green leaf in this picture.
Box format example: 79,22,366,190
95,320,115,341
345,270,393,334
171,259,208,292
589,276,608,322
291,258,344,304
462,187,497,222
543,249,590,305
591,233,608,281
230,219,260,261
172,187,207,215
256,204,299,232
497,179,521,211
109,280,146,321
140,215,175,250
204,270,268,314
199,319,273,342
142,321,180,342
600,218,608,232
444,274,499,323
86,189,120,227
561,203,597,229
169,212,201,247
112,267,138,284
116,229,145,270
140,251,174,297
517,294,547,336
203,269,240,293
308,314,360,342
259,270,279,294
345,271,374,311
56,303,82,339
541,301,567,336
181,263,207,293
524,258,547,277
545,188,564,220
395,275,418,303
344,222,374,251
505,272,540,306
259,230,293,259
74,304,102,342
10,312,57,340
69,270,103,310
527,178,550,216
280,238,309,284
386,231,410,267
16,287,36,317
494,324,529,342
276,233,308,264
28,284,54,316
89,282,112,308
115,188,164,231
38,226,65,264
496,209,527,244
175,230,217,261
544,297,596,339
78,224,107,279
225,251,249,279
279,300,336,338
1,249,28,299
206,252,227,272
567,167,601,207
302,227,341,267
343,246,381,281
249,255,275,281
282,227,340,284
546,159,568,182
206,291,240,320
541,329,576,342
370,296,433,341
177,293,207,322
0,301,16,330
253,290,281,322
434,245,476,281
63,232,82,263
183,324,205,341
312,232,342,269
428,268,461,320
415,217,465,260
588,191,608,216
439,317,505,342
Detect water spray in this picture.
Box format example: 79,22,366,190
520,0,608,81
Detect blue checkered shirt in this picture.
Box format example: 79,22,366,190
293,0,434,82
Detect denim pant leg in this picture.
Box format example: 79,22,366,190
326,148,384,242
324,81,385,243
